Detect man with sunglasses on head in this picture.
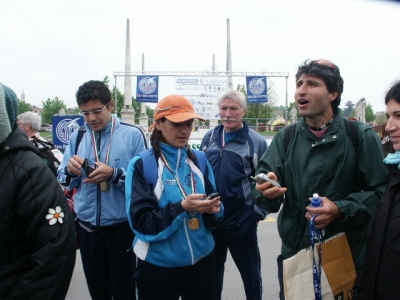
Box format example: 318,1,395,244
252,60,388,299
58,80,147,300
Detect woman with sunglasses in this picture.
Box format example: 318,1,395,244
126,94,223,300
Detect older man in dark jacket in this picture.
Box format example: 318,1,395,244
0,83,76,300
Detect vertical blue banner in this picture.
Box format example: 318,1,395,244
136,75,159,103
246,76,268,103
52,115,84,152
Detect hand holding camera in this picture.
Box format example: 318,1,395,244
82,158,96,177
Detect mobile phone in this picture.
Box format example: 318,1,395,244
205,192,219,200
250,173,282,188
82,159,96,176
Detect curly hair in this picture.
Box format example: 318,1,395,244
76,80,111,106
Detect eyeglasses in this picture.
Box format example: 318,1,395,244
80,102,110,117
305,59,337,70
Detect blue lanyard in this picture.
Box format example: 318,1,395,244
310,216,323,300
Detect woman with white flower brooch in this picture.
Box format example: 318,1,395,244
0,83,76,300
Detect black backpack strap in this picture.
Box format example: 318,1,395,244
283,123,296,153
75,126,86,155
344,119,359,158
31,135,56,149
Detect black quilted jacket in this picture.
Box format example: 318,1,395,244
0,126,76,300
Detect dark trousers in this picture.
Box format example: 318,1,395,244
78,222,135,300
135,253,215,300
213,216,263,300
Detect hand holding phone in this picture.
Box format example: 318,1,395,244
250,173,282,188
83,158,96,177
205,192,219,200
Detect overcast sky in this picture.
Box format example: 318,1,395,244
1,0,400,113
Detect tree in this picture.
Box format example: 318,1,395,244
110,83,154,120
103,76,110,87
236,81,278,124
365,102,375,123
17,99,31,114
111,85,124,118
288,102,297,112
41,97,67,124
69,107,80,115
375,113,387,125
343,101,354,118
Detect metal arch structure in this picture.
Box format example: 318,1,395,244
113,71,290,113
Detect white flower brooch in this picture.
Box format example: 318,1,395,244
46,206,64,225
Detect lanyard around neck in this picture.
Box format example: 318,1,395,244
91,116,116,164
310,216,323,300
159,151,195,199
221,123,243,147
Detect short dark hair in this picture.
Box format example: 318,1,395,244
76,80,111,106
385,80,400,105
295,60,344,114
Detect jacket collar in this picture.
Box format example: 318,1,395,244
159,142,188,169
0,126,39,158
213,121,249,144
298,114,344,135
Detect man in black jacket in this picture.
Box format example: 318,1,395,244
0,82,76,300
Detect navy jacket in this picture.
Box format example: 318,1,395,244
201,122,268,228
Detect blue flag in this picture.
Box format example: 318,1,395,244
136,75,159,103
246,76,267,103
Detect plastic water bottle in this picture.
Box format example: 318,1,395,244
309,193,322,215
309,193,324,237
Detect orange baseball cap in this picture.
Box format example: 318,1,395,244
149,94,205,131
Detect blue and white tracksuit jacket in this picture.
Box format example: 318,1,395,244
125,143,224,268
200,122,268,228
58,116,147,227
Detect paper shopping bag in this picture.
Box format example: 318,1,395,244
283,233,356,300
318,233,356,299
283,246,334,299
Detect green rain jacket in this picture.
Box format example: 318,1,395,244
253,115,388,274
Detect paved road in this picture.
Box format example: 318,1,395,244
66,213,281,300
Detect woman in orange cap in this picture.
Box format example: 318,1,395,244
126,94,224,300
